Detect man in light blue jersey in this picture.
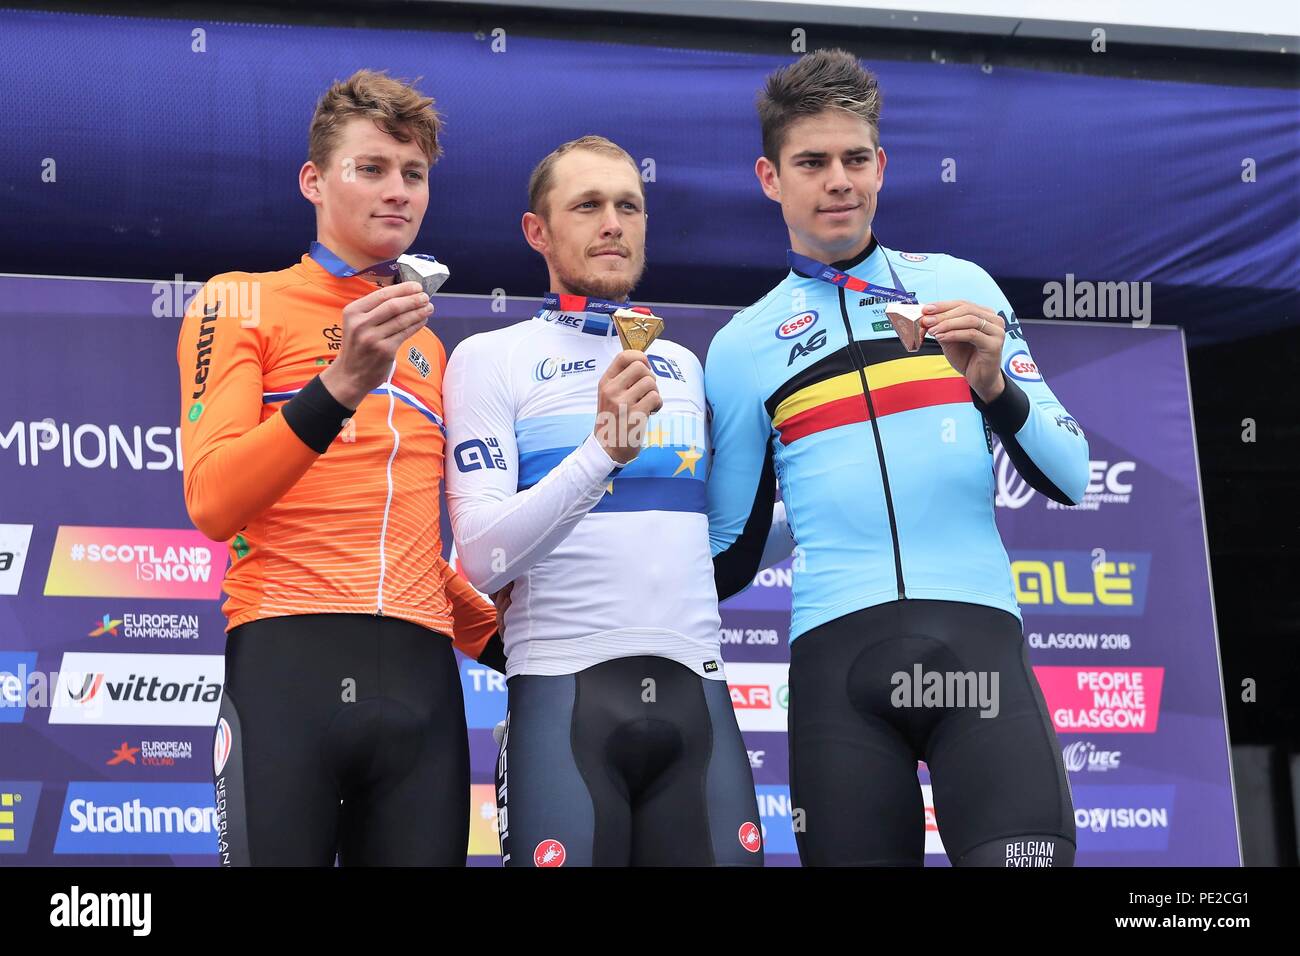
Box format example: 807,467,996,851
444,136,771,866
707,50,1090,867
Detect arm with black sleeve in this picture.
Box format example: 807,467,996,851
177,277,355,543
961,265,1090,506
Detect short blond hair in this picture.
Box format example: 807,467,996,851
308,69,443,170
527,135,644,219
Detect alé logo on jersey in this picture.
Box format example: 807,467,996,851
647,354,685,381
454,437,508,473
533,357,598,382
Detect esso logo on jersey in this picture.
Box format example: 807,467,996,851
900,252,928,262
739,821,762,853
776,311,818,339
534,839,566,867
1006,351,1042,382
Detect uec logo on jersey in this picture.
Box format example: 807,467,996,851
776,311,818,339
1006,351,1042,382
533,358,598,382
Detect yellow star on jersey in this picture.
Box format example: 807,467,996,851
673,446,703,477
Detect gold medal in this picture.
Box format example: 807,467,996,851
612,308,665,352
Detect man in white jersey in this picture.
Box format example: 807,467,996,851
443,136,770,866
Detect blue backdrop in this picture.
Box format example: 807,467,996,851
0,7,1296,345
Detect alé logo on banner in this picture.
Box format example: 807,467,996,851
533,357,598,382
0,782,42,854
1011,550,1151,616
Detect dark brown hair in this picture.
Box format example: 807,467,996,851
757,49,882,165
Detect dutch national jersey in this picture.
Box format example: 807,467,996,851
443,298,725,680
176,252,497,661
707,238,1090,642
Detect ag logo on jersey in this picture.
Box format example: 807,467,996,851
776,311,818,340
787,329,828,366
1005,350,1042,382
454,437,508,473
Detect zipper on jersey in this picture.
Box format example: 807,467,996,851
836,287,906,600
376,359,400,615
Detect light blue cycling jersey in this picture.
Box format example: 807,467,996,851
706,237,1089,641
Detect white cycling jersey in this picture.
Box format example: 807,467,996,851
443,297,730,681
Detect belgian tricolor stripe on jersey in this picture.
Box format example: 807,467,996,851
768,340,971,445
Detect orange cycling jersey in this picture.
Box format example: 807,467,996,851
176,251,497,660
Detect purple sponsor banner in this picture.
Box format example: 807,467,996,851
0,274,1236,865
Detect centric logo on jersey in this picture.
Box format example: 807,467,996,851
775,310,818,339
1006,350,1042,382
532,357,598,382
739,821,762,853
534,838,566,867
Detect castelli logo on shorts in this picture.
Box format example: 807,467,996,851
534,839,566,867
775,310,818,339
213,717,233,775
739,821,762,853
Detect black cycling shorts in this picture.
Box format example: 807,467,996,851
214,613,468,866
496,655,764,866
788,600,1075,867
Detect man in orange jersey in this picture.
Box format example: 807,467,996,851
178,70,503,866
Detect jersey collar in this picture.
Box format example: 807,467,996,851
532,292,647,338
789,234,885,280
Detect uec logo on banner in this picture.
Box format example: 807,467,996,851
994,443,1136,511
